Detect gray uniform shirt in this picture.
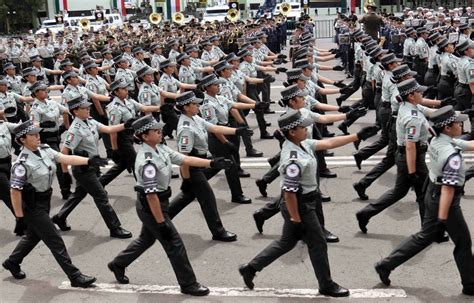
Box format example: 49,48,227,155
30,98,68,132
457,56,474,85
63,117,105,156
5,75,23,95
200,93,235,125
0,92,21,118
158,73,180,93
179,65,196,84
85,74,108,95
440,53,459,76
138,82,161,106
106,96,142,125
176,114,213,155
115,68,137,91
415,37,429,59
10,145,60,192
396,101,430,146
279,139,318,194
135,143,185,193
0,121,18,158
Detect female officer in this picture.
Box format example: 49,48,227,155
29,81,72,200
100,78,161,187
0,111,22,235
169,91,252,241
108,115,230,296
158,59,197,139
51,95,132,239
454,40,474,138
374,106,474,296
252,83,366,240
137,66,178,121
356,79,437,234
2,120,107,287
62,70,110,117
199,73,265,204
238,110,378,297
437,38,459,100
113,55,138,100
83,60,110,118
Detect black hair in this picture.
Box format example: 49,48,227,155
433,121,455,136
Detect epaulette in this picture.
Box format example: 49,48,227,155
39,144,50,149
18,153,28,162
411,109,418,117
289,150,298,161
144,152,153,162
183,121,190,127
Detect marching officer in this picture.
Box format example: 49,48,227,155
114,54,138,100
51,95,133,239
437,38,459,100
199,73,261,204
356,79,435,233
374,106,474,297
402,28,417,69
158,59,197,139
0,75,32,124
150,43,166,70
29,81,72,200
454,40,474,137
3,62,23,95
239,110,378,297
2,120,106,288
108,115,226,296
413,27,429,84
0,114,23,235
168,91,246,241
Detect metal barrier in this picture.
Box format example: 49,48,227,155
313,19,335,39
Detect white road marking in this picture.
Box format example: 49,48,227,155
59,282,407,299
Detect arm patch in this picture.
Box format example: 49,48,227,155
10,163,27,190
142,162,159,194
282,163,301,193
441,154,462,187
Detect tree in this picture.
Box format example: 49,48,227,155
0,0,46,33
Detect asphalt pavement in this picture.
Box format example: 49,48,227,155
1,38,474,303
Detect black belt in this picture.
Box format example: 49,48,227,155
397,144,428,154
35,189,53,200
299,190,319,203
0,156,11,164
440,75,455,81
380,102,391,108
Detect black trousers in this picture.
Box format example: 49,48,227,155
424,68,439,99
358,116,397,188
248,191,333,290
161,101,179,138
379,182,474,289
99,133,137,187
413,58,428,85
356,105,391,160
229,111,255,155
247,83,268,135
0,160,13,213
358,148,428,222
40,133,71,196
112,196,197,288
361,79,375,110
208,133,243,198
168,167,226,236
55,165,121,230
7,191,81,280
437,77,455,100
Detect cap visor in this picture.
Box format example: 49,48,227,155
416,85,428,93
455,113,469,123
28,127,42,135
299,117,314,128
296,89,309,96
79,101,93,108
191,98,203,104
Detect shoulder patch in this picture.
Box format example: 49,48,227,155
411,110,418,117
183,121,190,127
289,150,298,160
10,163,27,189
18,153,28,162
144,152,153,161
285,163,300,178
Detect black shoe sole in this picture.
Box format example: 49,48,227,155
2,261,26,279
181,288,210,296
319,289,350,297
107,262,129,284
